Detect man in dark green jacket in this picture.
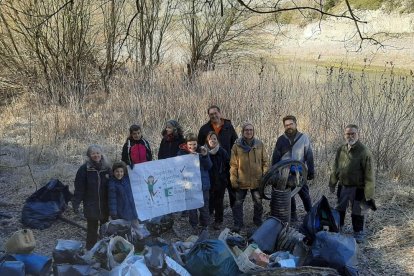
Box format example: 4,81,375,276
329,124,375,243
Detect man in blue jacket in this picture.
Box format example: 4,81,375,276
271,115,315,221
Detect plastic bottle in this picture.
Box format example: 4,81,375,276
4,229,36,254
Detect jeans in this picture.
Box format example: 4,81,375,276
189,190,210,227
86,218,108,250
232,188,263,228
291,183,312,213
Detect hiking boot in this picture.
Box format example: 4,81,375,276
353,231,365,243
212,221,222,230
191,225,199,236
254,221,263,227
231,226,241,234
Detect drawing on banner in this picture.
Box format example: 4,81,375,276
144,175,158,202
129,154,204,220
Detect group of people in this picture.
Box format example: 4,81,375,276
72,105,375,249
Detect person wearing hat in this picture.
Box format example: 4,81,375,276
158,120,185,160
230,122,268,233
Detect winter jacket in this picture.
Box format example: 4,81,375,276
158,135,185,160
198,119,238,154
208,147,230,191
230,138,269,189
108,175,138,220
122,138,152,165
73,162,111,220
329,141,375,200
177,145,213,191
271,131,315,177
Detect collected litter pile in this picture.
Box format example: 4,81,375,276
1,211,358,275
1,178,360,275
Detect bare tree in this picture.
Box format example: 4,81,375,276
236,0,383,49
134,0,177,68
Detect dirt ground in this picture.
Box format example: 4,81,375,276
1,140,413,275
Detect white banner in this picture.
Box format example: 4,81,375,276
129,154,204,221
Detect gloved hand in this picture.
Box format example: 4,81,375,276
329,186,336,194
129,163,134,170
366,199,377,211
307,174,314,180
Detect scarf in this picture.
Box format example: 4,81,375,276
207,144,220,155
164,133,175,142
236,137,257,153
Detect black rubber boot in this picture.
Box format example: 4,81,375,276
352,215,365,243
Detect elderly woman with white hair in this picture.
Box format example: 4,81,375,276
72,144,111,250
230,122,268,233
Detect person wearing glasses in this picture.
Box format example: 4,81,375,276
271,115,315,222
198,105,238,211
230,122,268,233
329,124,375,243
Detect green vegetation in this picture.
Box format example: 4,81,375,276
349,0,385,10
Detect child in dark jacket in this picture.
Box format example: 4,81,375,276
108,161,139,224
205,131,230,230
177,133,212,234
158,120,185,160
122,124,152,167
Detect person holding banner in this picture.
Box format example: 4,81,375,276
205,131,230,230
108,161,139,225
178,133,213,234
230,122,268,233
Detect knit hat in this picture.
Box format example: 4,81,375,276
241,121,254,136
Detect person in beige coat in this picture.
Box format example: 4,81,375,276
230,122,268,232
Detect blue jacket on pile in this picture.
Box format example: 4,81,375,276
108,175,138,220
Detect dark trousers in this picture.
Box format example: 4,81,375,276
232,188,263,228
226,177,236,208
189,190,210,228
291,183,312,214
209,188,226,223
336,186,367,232
86,218,108,250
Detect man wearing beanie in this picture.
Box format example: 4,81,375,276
230,122,268,233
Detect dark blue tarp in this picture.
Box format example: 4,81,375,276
21,179,72,230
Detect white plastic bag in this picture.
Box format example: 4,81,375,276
107,236,134,270
110,255,151,276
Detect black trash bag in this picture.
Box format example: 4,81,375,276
300,195,339,241
185,239,241,276
21,179,73,230
53,240,86,265
305,231,358,276
145,215,174,236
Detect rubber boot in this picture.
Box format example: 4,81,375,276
352,215,365,243
338,211,346,232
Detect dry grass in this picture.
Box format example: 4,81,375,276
1,63,413,274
